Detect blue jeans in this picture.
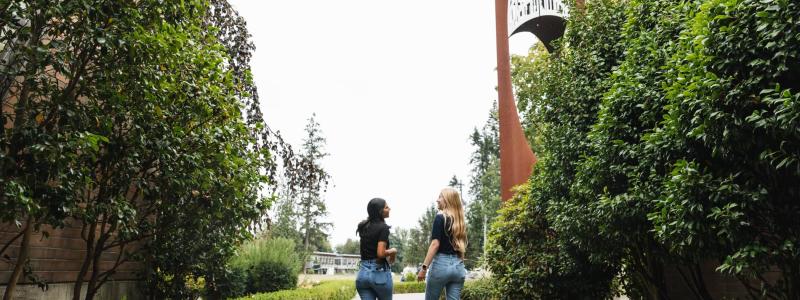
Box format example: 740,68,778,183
425,253,466,300
356,260,393,300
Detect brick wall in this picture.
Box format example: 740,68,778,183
664,260,781,298
0,221,144,285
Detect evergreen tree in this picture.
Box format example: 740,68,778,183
464,107,501,269
334,238,360,255
389,227,411,272
297,114,332,254
405,205,437,267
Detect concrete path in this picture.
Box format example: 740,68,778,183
352,293,425,300
352,292,625,299
390,293,425,299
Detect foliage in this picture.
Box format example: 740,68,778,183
465,106,500,269
215,267,248,299
487,0,626,298
461,277,498,300
403,271,416,282
562,0,705,297
644,0,800,297
229,238,302,274
268,187,304,250
0,1,313,299
223,237,301,297
389,227,410,273
489,0,800,298
404,205,438,267
334,238,360,255
277,113,331,254
236,280,355,300
392,279,497,299
487,183,615,299
392,281,426,294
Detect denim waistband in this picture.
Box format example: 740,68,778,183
435,253,460,259
433,253,462,264
360,259,389,271
436,253,459,257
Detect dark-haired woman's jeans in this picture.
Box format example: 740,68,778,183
425,253,466,300
356,260,393,300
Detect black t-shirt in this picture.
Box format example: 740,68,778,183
359,221,391,260
431,214,457,255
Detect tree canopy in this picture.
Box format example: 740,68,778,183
487,0,800,298
0,1,303,298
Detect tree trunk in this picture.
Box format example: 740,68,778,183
3,216,33,300
73,222,97,300
84,249,100,300
691,263,712,300
787,261,799,300
84,229,109,300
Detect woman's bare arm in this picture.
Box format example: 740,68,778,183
377,241,397,260
417,239,440,281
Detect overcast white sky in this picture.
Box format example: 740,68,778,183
228,0,537,247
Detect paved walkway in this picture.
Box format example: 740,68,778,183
351,292,625,299
391,293,425,299
352,293,425,300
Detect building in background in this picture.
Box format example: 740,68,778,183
305,252,359,275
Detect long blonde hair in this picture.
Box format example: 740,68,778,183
439,187,467,258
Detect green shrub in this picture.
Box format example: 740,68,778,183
237,280,354,300
644,0,800,297
230,237,302,273
246,260,298,294
489,0,627,297
461,278,498,300
502,0,800,297
393,281,425,294
216,267,248,298
224,237,301,297
402,272,416,282
393,279,494,299
487,183,616,299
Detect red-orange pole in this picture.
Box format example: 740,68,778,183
495,0,537,201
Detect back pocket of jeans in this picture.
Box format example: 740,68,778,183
372,270,387,285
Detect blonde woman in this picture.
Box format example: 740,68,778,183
417,188,467,300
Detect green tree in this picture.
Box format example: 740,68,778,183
565,0,709,297
269,186,303,248
448,175,463,196
266,114,334,256
488,0,800,298
405,205,437,268
487,0,625,297
644,0,800,297
464,107,500,269
389,227,411,272
297,114,332,254
0,1,290,299
335,238,360,255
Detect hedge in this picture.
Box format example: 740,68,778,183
238,278,495,300
393,281,425,294
236,280,355,300
394,278,497,299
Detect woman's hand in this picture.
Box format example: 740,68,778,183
417,269,427,282
386,248,397,264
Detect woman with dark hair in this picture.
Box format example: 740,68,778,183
355,198,397,300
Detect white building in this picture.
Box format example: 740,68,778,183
305,252,360,275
